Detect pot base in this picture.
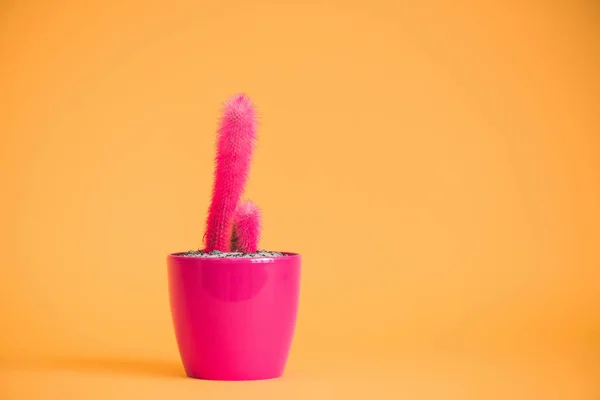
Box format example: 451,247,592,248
184,369,284,381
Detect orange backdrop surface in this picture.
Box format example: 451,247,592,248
1,0,599,398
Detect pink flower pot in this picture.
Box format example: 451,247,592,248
167,252,301,380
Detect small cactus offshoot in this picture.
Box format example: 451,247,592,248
231,200,262,253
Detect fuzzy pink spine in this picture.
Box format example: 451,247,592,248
231,200,262,253
204,94,257,252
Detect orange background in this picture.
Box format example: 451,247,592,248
1,0,599,398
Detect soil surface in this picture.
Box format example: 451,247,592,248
179,249,287,258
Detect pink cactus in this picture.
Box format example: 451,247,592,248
203,93,259,252
231,200,262,253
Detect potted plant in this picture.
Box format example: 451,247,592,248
167,94,301,381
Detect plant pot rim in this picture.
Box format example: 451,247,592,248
167,251,301,261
